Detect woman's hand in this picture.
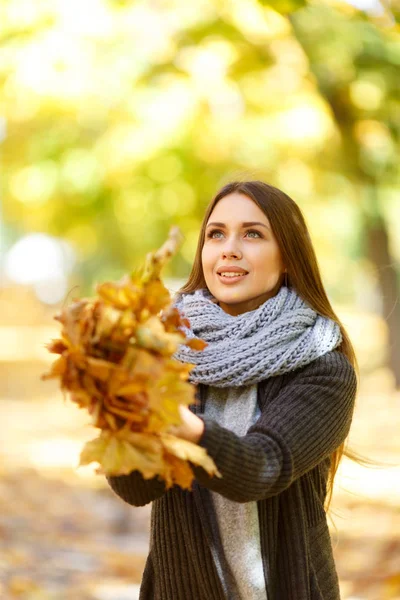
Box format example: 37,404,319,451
168,404,205,444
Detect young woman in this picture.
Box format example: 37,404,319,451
107,180,358,600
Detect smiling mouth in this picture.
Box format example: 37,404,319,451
217,272,248,283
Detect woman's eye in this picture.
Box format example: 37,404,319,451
207,229,262,239
207,229,223,238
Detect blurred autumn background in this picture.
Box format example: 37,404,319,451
1,0,400,598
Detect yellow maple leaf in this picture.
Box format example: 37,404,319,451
160,432,222,479
135,316,186,355
80,433,164,478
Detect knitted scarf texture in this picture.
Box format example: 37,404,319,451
171,285,342,387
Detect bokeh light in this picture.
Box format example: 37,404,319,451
4,233,75,303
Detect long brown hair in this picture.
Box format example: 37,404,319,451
178,180,361,513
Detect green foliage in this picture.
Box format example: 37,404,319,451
290,5,400,182
1,0,399,300
258,0,306,15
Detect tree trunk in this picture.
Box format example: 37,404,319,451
364,213,400,388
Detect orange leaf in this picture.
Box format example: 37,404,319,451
186,338,208,351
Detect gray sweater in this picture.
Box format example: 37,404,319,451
205,384,267,600
106,350,357,600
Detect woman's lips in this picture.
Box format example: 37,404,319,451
217,272,249,285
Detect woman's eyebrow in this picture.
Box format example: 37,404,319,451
206,221,271,230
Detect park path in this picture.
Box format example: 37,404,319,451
0,362,399,599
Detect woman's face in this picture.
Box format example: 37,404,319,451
201,192,285,316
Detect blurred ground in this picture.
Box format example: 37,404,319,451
0,290,399,599
0,373,149,600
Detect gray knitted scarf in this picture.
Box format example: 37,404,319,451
171,285,342,387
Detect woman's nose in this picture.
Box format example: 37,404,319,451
222,246,242,259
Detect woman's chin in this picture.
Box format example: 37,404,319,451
211,288,249,303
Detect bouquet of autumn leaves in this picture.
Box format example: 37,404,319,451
41,226,221,490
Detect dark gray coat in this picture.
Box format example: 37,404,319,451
107,350,357,600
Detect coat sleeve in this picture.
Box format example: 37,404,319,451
106,469,167,507
190,350,357,503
